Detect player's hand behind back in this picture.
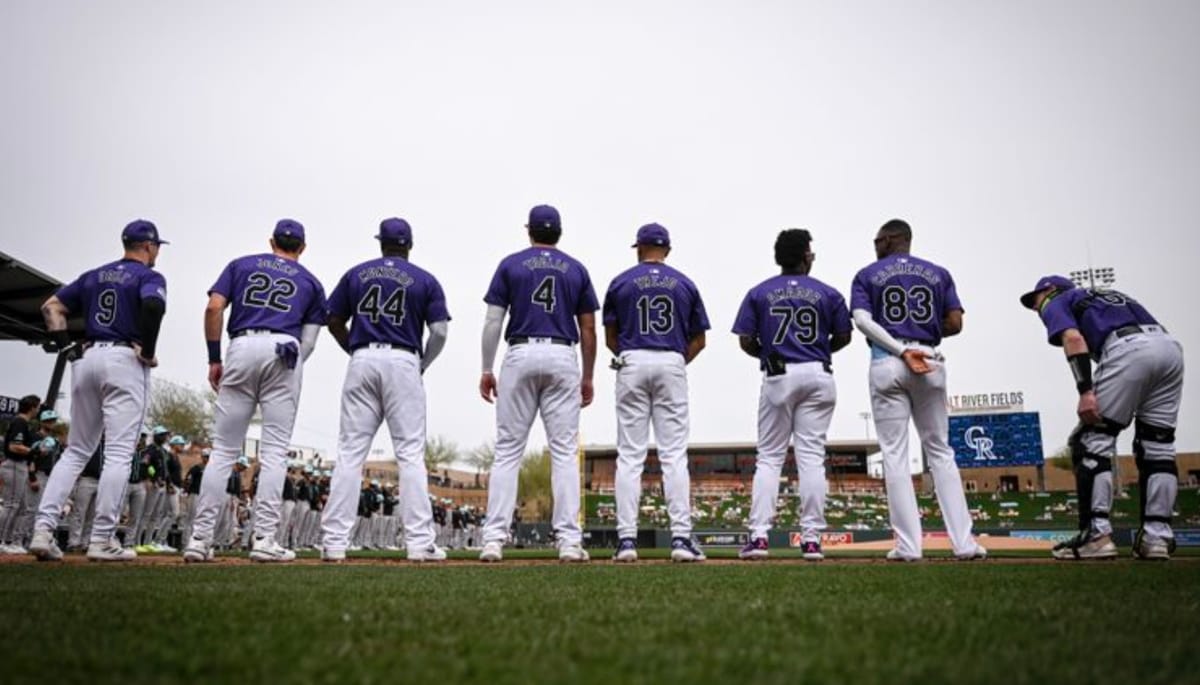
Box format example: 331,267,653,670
1077,390,1102,425
900,349,931,375
580,378,594,408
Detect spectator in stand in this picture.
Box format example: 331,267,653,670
0,395,41,555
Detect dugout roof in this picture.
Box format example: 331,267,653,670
0,250,84,346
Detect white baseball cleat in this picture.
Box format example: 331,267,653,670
408,545,448,563
183,538,215,563
558,544,590,563
1052,532,1118,561
670,537,706,563
1132,530,1173,561
87,540,137,562
955,544,988,561
612,538,638,563
249,535,296,563
479,541,503,563
29,529,64,562
1,544,29,555
885,549,921,562
321,547,347,563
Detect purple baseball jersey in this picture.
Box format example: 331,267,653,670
850,254,962,346
209,254,327,338
732,274,851,365
327,257,451,352
56,259,167,342
483,247,599,343
602,262,710,356
1038,288,1159,353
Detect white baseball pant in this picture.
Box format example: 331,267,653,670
322,347,436,554
34,344,149,546
749,362,837,542
482,342,582,547
0,460,31,545
870,349,976,558
614,350,693,540
190,333,302,545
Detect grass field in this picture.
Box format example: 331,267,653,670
1,552,1197,684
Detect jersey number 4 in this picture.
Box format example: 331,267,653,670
532,276,557,313
243,273,296,312
357,284,407,325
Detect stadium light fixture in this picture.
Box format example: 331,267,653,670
1068,267,1116,290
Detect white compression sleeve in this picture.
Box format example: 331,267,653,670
299,323,321,361
481,305,506,373
422,321,448,372
852,309,907,357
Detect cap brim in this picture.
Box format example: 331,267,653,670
156,239,169,245
1019,289,1042,309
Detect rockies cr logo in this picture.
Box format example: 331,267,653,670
964,426,997,461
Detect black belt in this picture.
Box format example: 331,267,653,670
766,359,833,377
231,328,284,339
354,342,421,355
508,336,572,346
84,340,133,349
1113,324,1165,339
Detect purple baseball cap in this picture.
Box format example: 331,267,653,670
527,205,561,230
121,219,168,245
273,219,305,243
376,218,412,246
631,223,670,248
1019,275,1077,309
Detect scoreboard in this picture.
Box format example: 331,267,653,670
948,411,1044,468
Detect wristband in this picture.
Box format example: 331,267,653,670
1067,353,1093,394
207,340,222,364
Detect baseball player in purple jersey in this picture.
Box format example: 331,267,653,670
1021,276,1184,560
29,220,168,562
320,218,449,563
733,229,852,562
184,219,327,563
478,205,598,563
603,223,709,563
850,219,985,561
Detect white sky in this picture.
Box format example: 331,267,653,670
2,1,1197,465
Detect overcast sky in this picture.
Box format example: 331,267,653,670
2,1,1197,466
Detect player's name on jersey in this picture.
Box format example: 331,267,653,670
867,260,945,286
632,272,679,290
521,253,570,273
765,283,824,305
947,391,1025,414
355,264,414,286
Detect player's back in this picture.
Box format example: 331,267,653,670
851,253,959,346
1042,287,1160,353
59,258,166,343
211,253,325,338
485,246,596,343
736,273,849,365
604,261,705,355
330,256,448,351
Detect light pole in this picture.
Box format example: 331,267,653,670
858,411,872,440
1068,266,1116,291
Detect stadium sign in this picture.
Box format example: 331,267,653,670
0,395,20,422
694,531,749,547
789,532,855,548
949,412,1045,468
948,391,1024,414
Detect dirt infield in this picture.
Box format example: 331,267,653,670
835,534,1056,552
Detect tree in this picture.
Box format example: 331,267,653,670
146,378,214,445
518,447,552,521
465,441,495,487
424,435,459,474
1047,445,1073,472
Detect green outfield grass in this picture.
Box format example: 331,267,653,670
1,557,1197,685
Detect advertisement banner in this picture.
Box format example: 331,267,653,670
0,395,21,422
1010,530,1077,543
694,531,749,547
790,531,856,547
949,411,1045,468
